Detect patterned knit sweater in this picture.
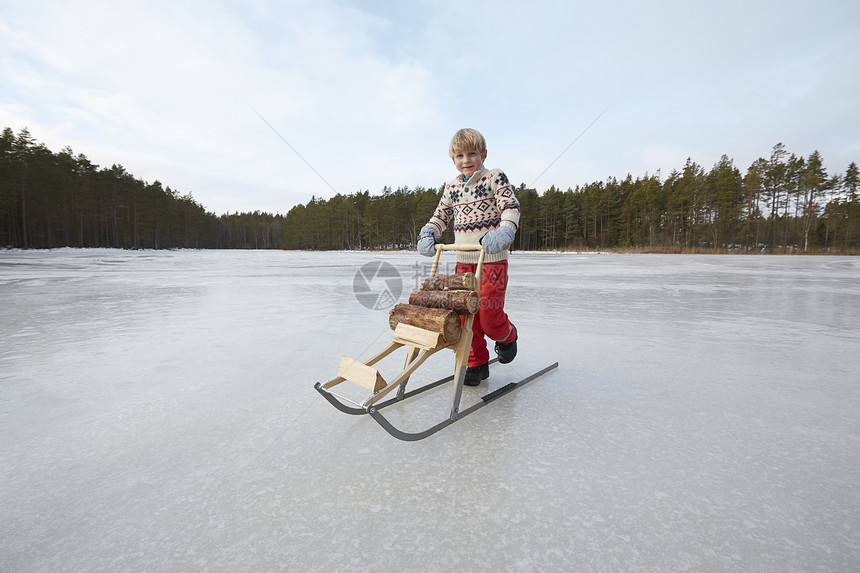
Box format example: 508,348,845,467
427,167,521,264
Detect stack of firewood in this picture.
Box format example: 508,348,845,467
388,273,480,344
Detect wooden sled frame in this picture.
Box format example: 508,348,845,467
314,243,559,441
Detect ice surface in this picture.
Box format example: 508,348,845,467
2,249,859,572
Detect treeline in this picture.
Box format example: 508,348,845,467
524,148,860,253
282,187,446,250
0,127,284,249
2,127,858,252
283,144,859,253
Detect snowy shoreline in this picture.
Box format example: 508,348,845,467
3,246,855,256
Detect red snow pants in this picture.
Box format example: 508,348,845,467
456,260,517,367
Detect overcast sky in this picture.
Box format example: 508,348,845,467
2,0,858,215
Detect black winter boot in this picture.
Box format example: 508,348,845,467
464,362,489,386
495,332,518,364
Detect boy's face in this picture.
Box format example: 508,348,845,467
452,148,487,179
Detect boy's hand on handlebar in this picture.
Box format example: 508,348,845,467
480,227,515,255
417,224,438,257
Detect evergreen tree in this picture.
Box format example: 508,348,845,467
706,155,743,249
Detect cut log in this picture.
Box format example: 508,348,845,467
420,272,477,291
408,289,480,315
389,304,460,344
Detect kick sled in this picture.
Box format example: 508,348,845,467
314,243,559,441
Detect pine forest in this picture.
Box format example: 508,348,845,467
1,127,858,253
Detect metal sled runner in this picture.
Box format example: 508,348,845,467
314,244,559,441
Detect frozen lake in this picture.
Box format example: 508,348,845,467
2,249,859,572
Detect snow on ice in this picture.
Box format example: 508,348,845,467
1,249,859,571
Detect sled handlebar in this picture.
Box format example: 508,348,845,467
430,243,508,285
434,243,484,252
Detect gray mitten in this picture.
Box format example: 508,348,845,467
417,224,438,257
480,227,515,254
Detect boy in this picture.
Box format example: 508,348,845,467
417,128,520,386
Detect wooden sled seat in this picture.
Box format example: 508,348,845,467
337,356,386,393
391,323,444,351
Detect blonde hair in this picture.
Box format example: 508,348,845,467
449,128,487,157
